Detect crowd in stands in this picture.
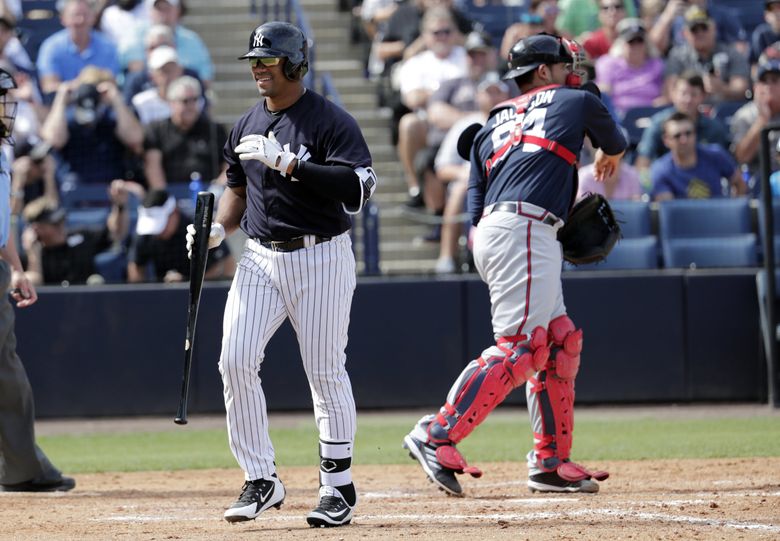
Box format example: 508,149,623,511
1,0,234,286
3,0,779,283
354,0,779,273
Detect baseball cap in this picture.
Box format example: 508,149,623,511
136,190,176,236
758,59,780,81
146,0,179,9
477,72,509,93
684,6,711,27
617,18,645,42
148,45,179,70
465,31,493,52
23,199,66,225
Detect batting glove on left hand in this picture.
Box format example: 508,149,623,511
235,132,297,177
186,222,225,260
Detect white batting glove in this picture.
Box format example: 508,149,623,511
235,131,297,177
186,222,225,260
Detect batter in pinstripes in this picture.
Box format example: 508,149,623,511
185,22,376,528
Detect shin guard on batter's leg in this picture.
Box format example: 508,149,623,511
414,327,550,477
528,315,608,484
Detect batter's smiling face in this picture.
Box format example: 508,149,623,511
250,57,296,98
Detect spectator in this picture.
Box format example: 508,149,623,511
731,58,780,180
577,160,642,200
420,30,497,220
0,63,74,493
40,66,144,186
557,0,637,38
433,73,510,274
0,61,45,162
750,0,780,65
130,45,182,125
595,18,665,117
121,0,213,86
21,182,130,285
648,0,747,57
533,0,564,37
36,0,120,96
663,6,750,104
98,0,149,50
121,23,202,105
0,7,35,75
581,0,627,61
635,71,730,175
10,139,57,216
395,7,467,207
360,0,398,79
127,188,234,282
499,13,545,64
650,111,745,201
143,75,226,189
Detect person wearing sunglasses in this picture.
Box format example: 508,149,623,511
663,5,750,104
186,21,376,528
581,0,628,61
651,111,746,201
648,0,746,57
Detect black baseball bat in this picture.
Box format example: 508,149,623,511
174,191,215,425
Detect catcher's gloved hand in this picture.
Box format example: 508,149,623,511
557,193,621,265
235,131,297,177
186,222,225,260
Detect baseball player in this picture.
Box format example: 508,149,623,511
404,33,626,495
185,22,376,527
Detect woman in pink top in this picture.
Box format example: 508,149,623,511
577,161,643,201
594,17,666,117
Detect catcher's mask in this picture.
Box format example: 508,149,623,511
504,32,586,87
0,68,17,143
239,21,309,81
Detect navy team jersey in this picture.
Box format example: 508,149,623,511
224,89,373,240
468,85,627,222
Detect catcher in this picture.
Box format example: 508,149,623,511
404,32,626,495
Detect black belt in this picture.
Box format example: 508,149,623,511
255,235,330,252
483,201,560,226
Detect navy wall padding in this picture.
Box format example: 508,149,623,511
684,272,763,401
14,270,767,418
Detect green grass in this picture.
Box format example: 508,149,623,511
39,411,780,474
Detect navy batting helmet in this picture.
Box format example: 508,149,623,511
239,21,309,81
504,33,575,80
0,68,17,142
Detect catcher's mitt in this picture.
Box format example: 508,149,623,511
557,193,621,265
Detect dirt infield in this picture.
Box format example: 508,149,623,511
1,457,779,540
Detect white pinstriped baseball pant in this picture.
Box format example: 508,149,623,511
219,233,357,481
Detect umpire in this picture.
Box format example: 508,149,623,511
186,22,376,527
0,68,74,493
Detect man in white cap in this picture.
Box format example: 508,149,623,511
131,45,182,125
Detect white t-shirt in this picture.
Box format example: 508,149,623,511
397,46,467,98
131,88,170,125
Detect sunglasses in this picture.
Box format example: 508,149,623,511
249,57,282,67
669,129,694,140
689,23,710,34
627,36,645,45
431,28,452,37
175,96,199,105
601,4,624,11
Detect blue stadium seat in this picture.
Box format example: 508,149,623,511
756,199,780,262
662,235,758,268
657,198,752,239
620,105,667,148
93,249,127,283
461,2,528,49
566,235,659,270
66,208,110,230
658,198,756,268
17,1,62,63
60,184,111,209
712,99,749,134
609,200,652,238
711,0,766,36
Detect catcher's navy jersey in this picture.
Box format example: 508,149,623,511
224,89,372,240
468,85,626,222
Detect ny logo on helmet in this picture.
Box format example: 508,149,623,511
253,32,268,49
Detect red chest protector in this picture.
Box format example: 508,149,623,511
485,84,577,175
